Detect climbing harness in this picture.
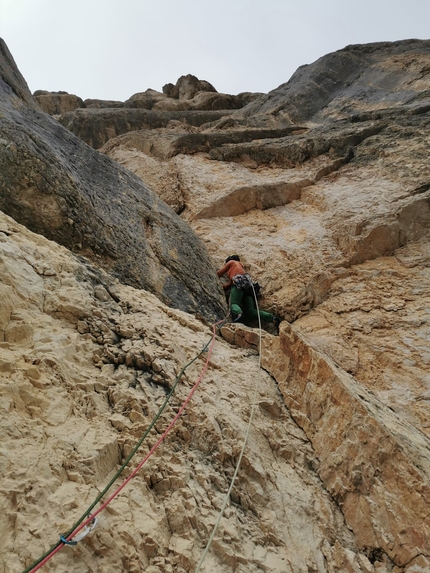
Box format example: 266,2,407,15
22,318,227,573
231,273,253,291
195,283,263,572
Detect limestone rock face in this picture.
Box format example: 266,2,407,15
0,211,369,573
84,98,125,108
99,39,430,322
120,74,254,112
1,37,430,573
0,38,226,322
0,39,37,108
55,74,261,148
58,108,231,149
227,318,430,571
234,39,430,126
94,39,430,572
165,74,218,99
33,90,86,115
125,88,178,110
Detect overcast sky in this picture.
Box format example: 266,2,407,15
1,0,429,101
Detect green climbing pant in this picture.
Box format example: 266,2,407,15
229,286,273,322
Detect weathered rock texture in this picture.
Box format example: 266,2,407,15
49,74,261,150
235,40,430,125
100,39,430,324
0,211,370,573
0,39,226,322
98,39,430,571
261,320,430,571
58,108,232,150
1,38,430,573
33,90,86,116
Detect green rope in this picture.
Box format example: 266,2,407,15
22,336,214,573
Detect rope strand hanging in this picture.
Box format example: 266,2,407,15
195,284,263,572
22,318,226,573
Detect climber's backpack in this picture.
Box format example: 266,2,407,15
232,274,261,297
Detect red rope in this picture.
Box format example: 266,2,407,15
28,321,221,572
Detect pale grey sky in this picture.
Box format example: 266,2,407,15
1,0,429,101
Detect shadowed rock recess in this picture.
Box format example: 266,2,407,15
1,38,430,573
0,39,226,322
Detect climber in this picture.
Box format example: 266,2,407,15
217,255,280,328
